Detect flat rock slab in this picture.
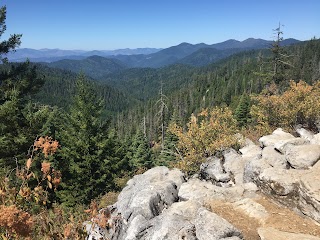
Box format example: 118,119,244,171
285,144,320,169
178,178,244,203
258,227,320,240
232,198,269,223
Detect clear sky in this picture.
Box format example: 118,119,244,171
2,0,320,50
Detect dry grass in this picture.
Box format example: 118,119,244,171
207,194,320,240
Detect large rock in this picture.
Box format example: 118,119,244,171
261,146,288,169
239,144,262,160
274,137,308,154
105,167,185,239
296,127,315,142
195,208,243,240
285,144,320,169
258,227,320,240
243,157,271,183
140,200,200,239
200,156,231,186
259,128,295,147
298,167,320,222
223,149,248,185
258,168,301,199
311,133,320,145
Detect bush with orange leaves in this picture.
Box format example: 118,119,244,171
0,205,33,239
0,136,63,239
250,80,320,133
169,107,239,174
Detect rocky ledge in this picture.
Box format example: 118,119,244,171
86,128,320,240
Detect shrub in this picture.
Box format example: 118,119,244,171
251,80,320,132
169,107,239,174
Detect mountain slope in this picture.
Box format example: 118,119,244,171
46,55,127,79
178,48,244,66
32,64,135,112
109,38,300,68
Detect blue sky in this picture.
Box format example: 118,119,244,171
2,0,320,50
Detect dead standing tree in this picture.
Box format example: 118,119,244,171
155,80,169,150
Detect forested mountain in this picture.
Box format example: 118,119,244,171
31,64,135,112
45,55,127,79
9,38,300,69
110,38,320,139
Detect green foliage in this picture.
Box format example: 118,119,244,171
235,93,251,127
0,62,45,169
57,74,128,206
0,6,22,63
126,130,152,169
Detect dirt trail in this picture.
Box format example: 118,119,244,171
208,194,320,240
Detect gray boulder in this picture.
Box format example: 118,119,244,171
200,156,232,186
298,165,320,222
108,166,185,239
239,144,262,159
140,200,200,239
296,127,315,141
285,144,320,169
223,149,248,185
243,157,271,183
274,137,308,154
259,128,295,147
311,133,320,145
261,146,288,169
195,208,243,240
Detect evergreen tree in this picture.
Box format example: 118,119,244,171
0,6,21,63
126,130,152,170
57,74,125,206
234,93,251,127
156,130,179,167
0,7,44,168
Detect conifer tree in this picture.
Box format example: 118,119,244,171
126,130,152,170
0,6,44,168
235,93,251,127
57,74,126,206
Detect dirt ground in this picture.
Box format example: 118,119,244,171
208,195,320,240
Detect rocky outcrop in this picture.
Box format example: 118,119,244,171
244,128,320,223
86,128,320,239
109,166,185,239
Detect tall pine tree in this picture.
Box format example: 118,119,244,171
57,74,126,206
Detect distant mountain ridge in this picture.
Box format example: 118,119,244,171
7,47,162,62
8,38,300,64
11,38,301,76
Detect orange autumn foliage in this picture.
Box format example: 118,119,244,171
0,205,33,238
34,136,59,157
